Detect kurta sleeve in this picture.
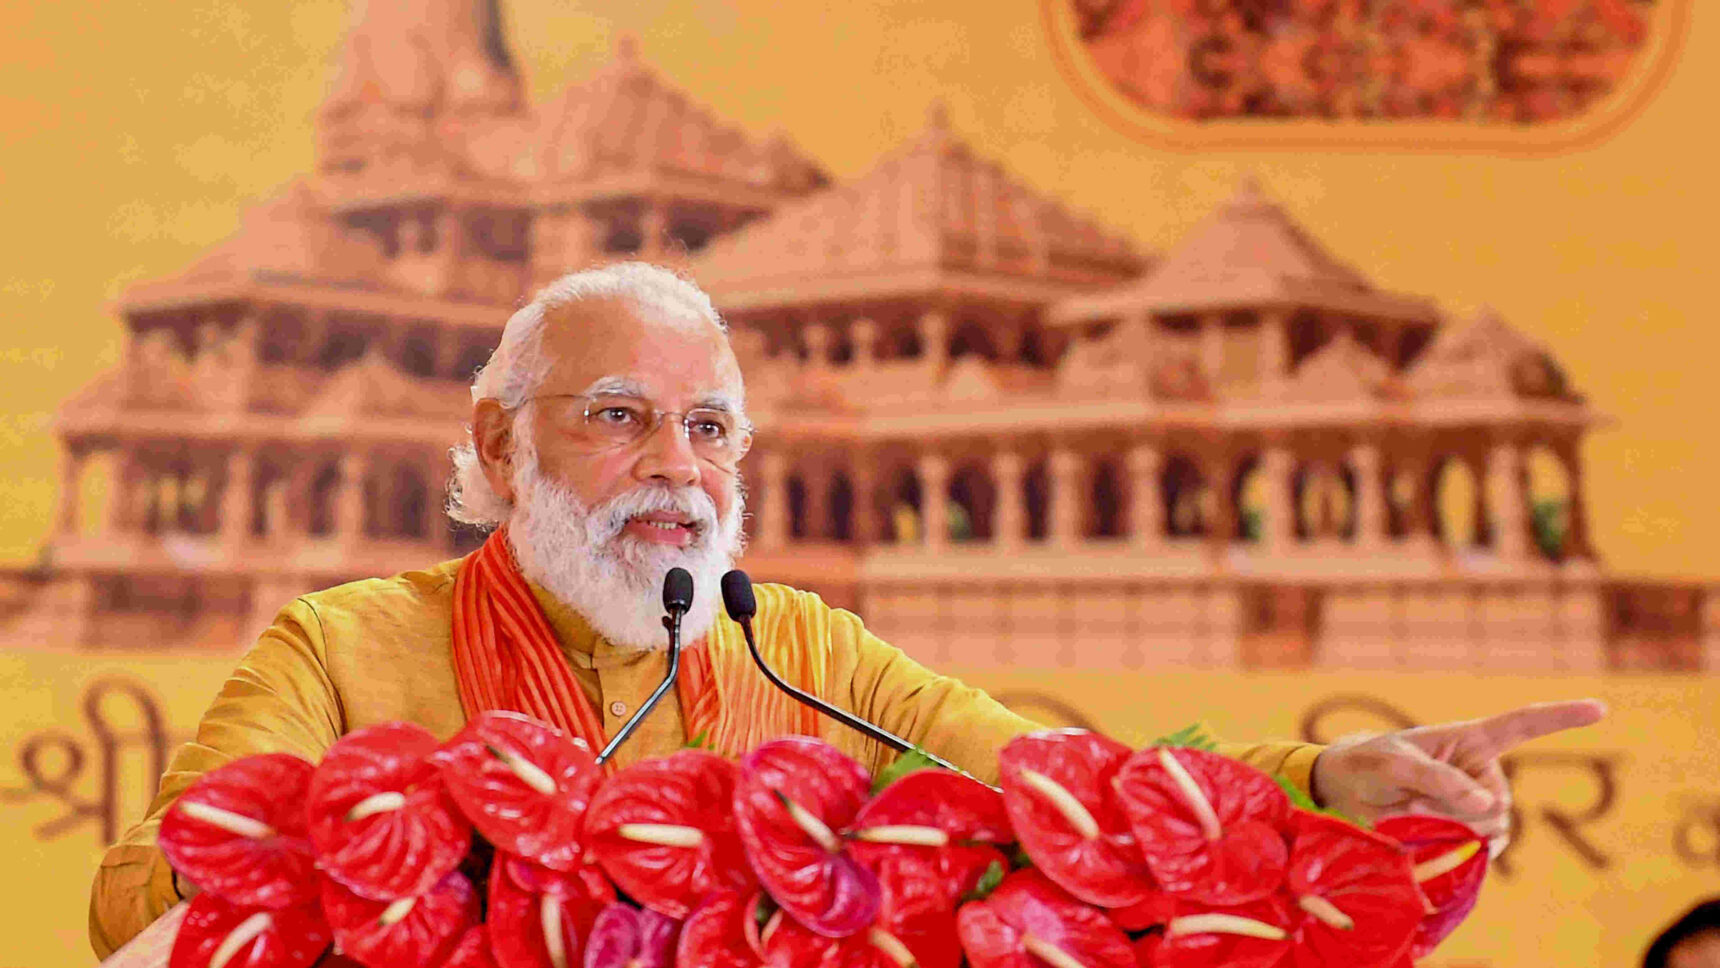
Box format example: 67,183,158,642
88,598,345,959
824,600,1324,794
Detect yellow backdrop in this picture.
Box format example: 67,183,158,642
4,652,1713,967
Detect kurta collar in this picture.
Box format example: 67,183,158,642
526,581,655,670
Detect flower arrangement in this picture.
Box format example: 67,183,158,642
157,712,1489,968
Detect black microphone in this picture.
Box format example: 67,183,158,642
663,567,694,616
597,569,693,764
719,569,980,782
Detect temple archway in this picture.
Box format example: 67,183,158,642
391,464,428,539
1025,459,1051,541
787,474,810,540
1162,454,1208,538
308,463,341,536
1230,455,1263,543
885,466,922,543
949,463,995,542
949,322,998,362
1295,462,1355,540
1526,446,1572,560
1089,457,1126,538
1431,456,1481,549
826,472,854,542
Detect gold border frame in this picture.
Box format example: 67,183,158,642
1042,0,1693,155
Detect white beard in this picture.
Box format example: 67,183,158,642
504,436,744,653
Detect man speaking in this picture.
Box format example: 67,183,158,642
88,263,1604,957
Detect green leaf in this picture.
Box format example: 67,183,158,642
1010,845,1035,869
752,894,778,931
872,746,941,794
683,729,712,751
1272,773,1369,828
1152,723,1219,752
959,860,1006,904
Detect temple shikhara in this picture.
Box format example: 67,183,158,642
3,0,1711,673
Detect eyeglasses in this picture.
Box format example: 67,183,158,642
521,392,754,468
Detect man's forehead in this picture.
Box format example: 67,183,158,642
535,299,743,404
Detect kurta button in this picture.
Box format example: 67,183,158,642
609,700,627,716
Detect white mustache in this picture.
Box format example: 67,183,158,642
590,486,720,544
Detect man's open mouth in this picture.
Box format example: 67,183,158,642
625,512,702,539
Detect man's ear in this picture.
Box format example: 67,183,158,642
472,399,516,506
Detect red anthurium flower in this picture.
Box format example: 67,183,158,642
846,769,1012,931
734,737,882,937
1373,814,1489,957
307,723,471,901
1107,889,1177,933
676,891,764,968
584,750,756,918
442,926,500,968
159,754,318,910
1284,812,1421,968
433,711,603,872
581,903,680,968
488,854,613,968
955,869,1135,968
168,893,329,968
1113,747,1289,905
1147,895,1294,968
997,730,1154,907
320,870,479,968
763,913,939,968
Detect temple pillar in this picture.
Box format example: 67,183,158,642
758,451,788,548
802,463,830,542
107,450,143,535
54,445,86,537
1486,443,1528,560
1350,442,1384,550
1126,442,1162,550
1261,445,1295,552
1557,440,1594,560
803,321,830,370
1200,313,1226,385
852,318,877,370
920,309,949,380
336,451,369,539
220,447,255,546
1048,446,1082,548
1258,309,1289,386
849,460,877,546
992,449,1025,551
919,451,950,552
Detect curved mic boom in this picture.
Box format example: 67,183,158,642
719,569,979,782
598,568,693,764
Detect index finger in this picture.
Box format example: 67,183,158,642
1467,699,1607,754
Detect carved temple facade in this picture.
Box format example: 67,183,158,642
2,0,1713,674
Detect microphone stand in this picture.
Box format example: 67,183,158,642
723,571,993,788
597,570,692,765
596,614,682,765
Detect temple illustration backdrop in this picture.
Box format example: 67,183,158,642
0,0,1706,678
1,2,1715,967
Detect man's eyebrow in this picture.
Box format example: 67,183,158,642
580,376,649,396
694,392,742,413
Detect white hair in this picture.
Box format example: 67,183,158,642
446,263,728,527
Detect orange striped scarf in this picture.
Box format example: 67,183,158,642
450,528,824,766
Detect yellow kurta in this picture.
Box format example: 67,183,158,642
88,557,1323,958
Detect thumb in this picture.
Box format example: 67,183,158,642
1384,750,1495,817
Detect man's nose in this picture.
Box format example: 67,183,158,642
631,414,701,487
